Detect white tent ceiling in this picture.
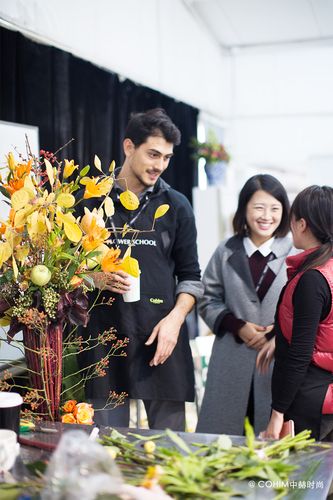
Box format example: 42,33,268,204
184,0,333,49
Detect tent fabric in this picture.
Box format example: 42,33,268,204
0,26,198,202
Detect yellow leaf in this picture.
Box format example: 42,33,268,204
122,256,140,278
15,245,29,265
0,242,12,267
44,158,54,186
104,196,115,217
154,204,170,220
94,155,102,172
45,216,52,232
27,211,39,239
119,190,139,211
64,222,82,243
14,206,34,227
56,209,76,226
23,175,36,197
109,160,115,173
12,257,18,279
121,223,129,237
11,189,30,211
79,176,91,185
56,193,75,208
123,246,132,259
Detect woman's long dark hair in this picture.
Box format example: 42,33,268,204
233,174,290,237
291,185,333,273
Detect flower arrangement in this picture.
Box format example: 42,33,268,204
190,129,230,164
61,399,94,425
0,142,169,421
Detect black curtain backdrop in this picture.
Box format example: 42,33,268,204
0,27,198,202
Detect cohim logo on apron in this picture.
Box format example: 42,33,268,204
150,298,164,304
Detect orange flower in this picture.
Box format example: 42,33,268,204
16,160,32,179
81,177,113,199
61,413,77,424
3,159,33,195
3,178,25,195
101,248,123,273
73,402,94,425
62,399,77,413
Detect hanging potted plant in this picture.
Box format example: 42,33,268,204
190,130,230,185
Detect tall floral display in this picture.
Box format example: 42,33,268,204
0,146,168,421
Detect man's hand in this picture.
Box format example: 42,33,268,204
145,292,195,367
91,271,131,294
145,313,182,366
238,322,268,350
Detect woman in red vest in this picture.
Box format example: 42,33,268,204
260,185,333,440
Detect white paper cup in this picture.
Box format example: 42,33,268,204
0,429,20,471
0,392,23,435
122,274,140,303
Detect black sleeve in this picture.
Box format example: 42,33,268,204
272,269,331,413
214,311,245,343
171,195,201,283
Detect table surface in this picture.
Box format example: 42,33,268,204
16,423,333,499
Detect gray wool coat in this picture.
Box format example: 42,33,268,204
196,235,294,436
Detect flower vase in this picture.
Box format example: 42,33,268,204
204,161,226,186
23,321,63,421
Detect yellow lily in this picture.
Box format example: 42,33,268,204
82,222,110,252
101,248,123,273
80,177,113,199
80,207,105,232
63,159,78,179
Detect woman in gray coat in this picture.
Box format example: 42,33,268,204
196,174,294,436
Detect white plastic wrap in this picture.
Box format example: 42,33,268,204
41,430,123,500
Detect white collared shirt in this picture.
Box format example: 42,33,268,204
243,236,275,258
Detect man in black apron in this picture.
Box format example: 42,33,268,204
81,109,203,430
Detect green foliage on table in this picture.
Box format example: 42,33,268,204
100,418,329,499
0,419,330,499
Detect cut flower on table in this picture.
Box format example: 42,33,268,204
61,399,94,425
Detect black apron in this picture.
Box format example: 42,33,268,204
81,195,195,402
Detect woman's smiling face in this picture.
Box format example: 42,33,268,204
246,189,283,246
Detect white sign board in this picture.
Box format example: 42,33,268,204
0,121,39,366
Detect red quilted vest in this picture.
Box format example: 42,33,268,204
278,249,333,413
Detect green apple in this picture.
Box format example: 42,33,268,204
30,265,52,286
